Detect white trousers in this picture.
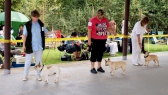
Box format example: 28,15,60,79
24,49,43,77
109,42,118,55
132,38,141,64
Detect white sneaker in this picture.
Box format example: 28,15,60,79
23,76,28,81
37,76,42,81
133,64,143,66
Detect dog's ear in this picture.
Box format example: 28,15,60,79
143,51,146,54
105,60,107,62
108,58,110,61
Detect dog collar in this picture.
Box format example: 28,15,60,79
40,64,44,72
144,55,149,58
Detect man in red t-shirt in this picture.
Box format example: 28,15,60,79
88,9,116,74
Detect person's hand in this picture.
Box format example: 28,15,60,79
22,45,26,52
88,40,91,46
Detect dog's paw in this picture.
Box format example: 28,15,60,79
45,80,48,83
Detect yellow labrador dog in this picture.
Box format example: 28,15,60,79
143,51,159,66
105,58,126,76
34,63,61,83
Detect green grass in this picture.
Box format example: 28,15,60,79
144,43,168,52
42,43,168,65
42,48,69,65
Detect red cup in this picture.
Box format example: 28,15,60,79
21,53,26,57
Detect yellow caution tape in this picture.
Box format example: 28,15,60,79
0,39,11,43
0,34,167,42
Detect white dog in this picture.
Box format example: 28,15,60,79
34,63,61,83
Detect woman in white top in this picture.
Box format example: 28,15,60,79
131,17,150,66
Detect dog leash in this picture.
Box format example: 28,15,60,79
40,64,44,72
44,32,57,63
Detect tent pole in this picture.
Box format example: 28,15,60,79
122,0,130,60
4,0,11,74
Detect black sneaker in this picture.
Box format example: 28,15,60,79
91,68,97,74
97,67,105,73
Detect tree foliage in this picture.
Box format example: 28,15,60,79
1,0,168,35
0,0,24,12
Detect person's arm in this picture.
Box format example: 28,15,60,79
107,21,116,36
107,26,116,36
22,25,27,52
45,31,56,36
22,35,27,51
134,22,142,49
87,19,93,46
11,36,17,46
43,27,57,36
146,27,150,32
137,34,142,49
87,29,92,46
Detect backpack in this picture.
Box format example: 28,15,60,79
80,51,89,60
61,55,72,61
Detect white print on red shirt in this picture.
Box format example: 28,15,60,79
88,22,92,26
96,22,107,36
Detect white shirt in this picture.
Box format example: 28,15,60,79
131,21,147,41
